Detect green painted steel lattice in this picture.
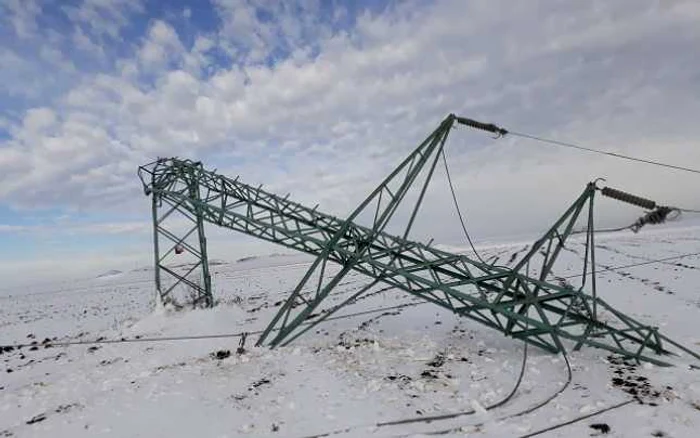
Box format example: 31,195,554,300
138,114,700,366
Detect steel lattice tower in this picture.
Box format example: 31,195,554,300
138,114,700,366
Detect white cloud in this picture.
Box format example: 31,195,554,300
213,0,329,63
73,27,106,57
0,37,81,103
63,0,145,40
0,48,43,98
39,46,77,73
22,107,57,132
0,220,148,236
138,20,186,70
2,0,700,280
0,224,31,233
1,0,42,39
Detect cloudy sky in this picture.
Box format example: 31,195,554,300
1,0,699,285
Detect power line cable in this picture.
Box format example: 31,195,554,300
509,348,572,419
0,301,423,350
561,251,700,279
375,343,529,429
440,143,534,410
464,253,694,435
455,117,700,175
383,344,572,438
438,143,700,273
440,148,487,265
509,131,700,175
572,207,683,235
3,251,698,350
517,399,635,438
301,342,530,438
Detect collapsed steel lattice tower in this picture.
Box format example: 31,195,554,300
138,114,700,366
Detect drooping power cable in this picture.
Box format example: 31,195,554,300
510,131,700,175
455,116,700,176
440,148,488,265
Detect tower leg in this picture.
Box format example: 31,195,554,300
150,168,214,308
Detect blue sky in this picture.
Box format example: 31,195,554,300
1,0,700,285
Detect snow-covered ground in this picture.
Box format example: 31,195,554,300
2,227,700,437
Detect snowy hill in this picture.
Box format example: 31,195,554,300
96,270,124,279
1,228,700,437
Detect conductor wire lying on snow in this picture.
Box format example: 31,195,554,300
385,348,574,438
299,341,531,438
516,399,635,438
379,342,529,428
0,301,422,350
2,251,699,350
509,347,572,419
303,345,572,438
560,251,700,279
